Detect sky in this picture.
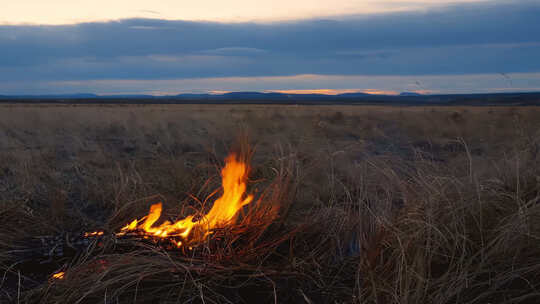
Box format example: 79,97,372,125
0,0,490,24
1,0,539,95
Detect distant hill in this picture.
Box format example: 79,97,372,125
1,91,540,106
399,92,423,97
0,93,100,99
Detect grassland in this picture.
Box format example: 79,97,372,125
1,104,540,303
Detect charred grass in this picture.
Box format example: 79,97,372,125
1,104,540,303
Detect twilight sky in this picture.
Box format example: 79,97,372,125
1,0,539,95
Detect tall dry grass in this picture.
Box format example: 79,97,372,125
0,104,539,303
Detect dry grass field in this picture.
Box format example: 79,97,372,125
1,104,540,303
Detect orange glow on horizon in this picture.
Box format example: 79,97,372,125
268,89,399,95
359,89,400,95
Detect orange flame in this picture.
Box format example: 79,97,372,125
118,153,254,245
84,231,104,237
52,271,65,279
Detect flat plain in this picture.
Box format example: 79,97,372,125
1,104,539,303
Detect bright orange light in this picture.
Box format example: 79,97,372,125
84,231,104,237
118,153,254,244
359,89,399,95
267,89,400,95
269,89,362,95
52,271,65,279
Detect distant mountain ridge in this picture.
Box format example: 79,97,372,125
0,93,101,99
0,91,392,100
1,91,540,106
399,92,423,97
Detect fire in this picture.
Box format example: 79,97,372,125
84,231,104,237
117,153,254,246
52,271,65,279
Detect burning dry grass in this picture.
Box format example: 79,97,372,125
1,105,540,303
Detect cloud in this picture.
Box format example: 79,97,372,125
201,47,268,56
0,0,539,93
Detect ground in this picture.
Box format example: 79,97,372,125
1,104,539,303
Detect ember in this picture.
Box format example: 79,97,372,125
51,271,65,280
84,231,104,237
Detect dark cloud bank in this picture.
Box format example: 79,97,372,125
0,0,539,83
